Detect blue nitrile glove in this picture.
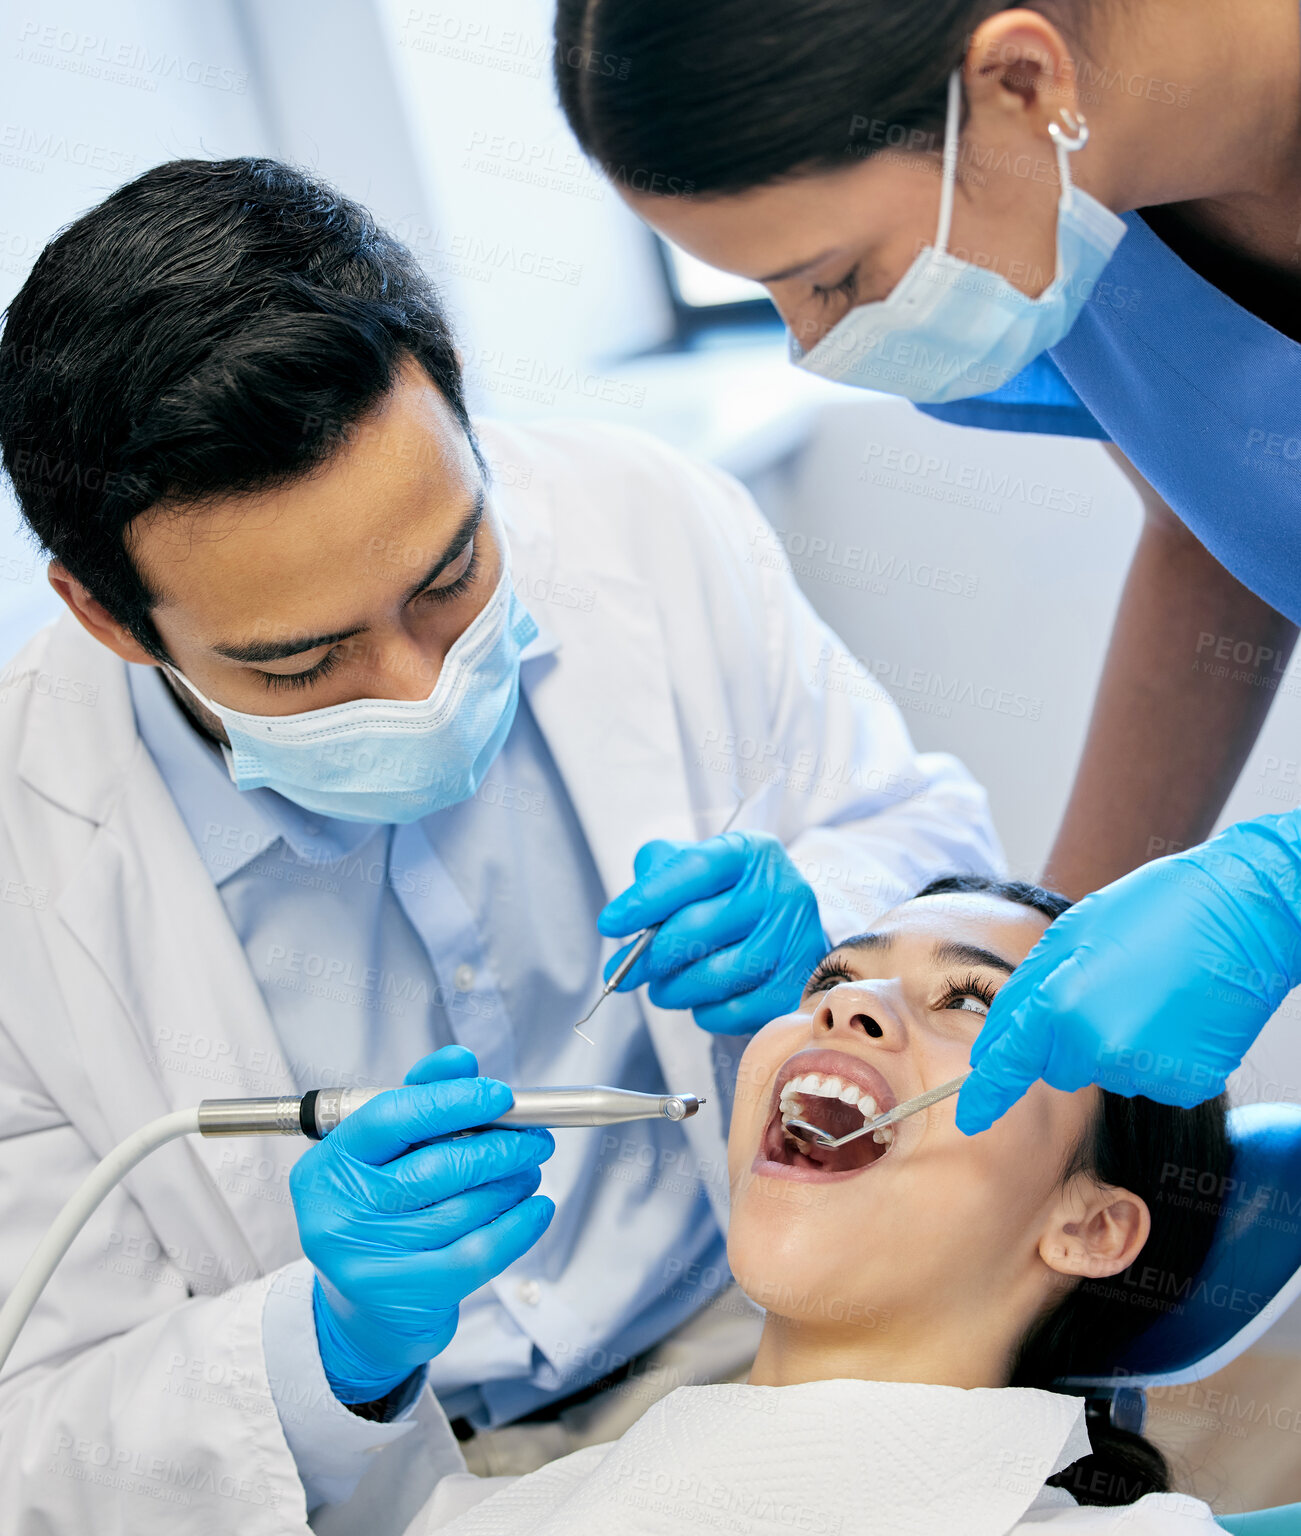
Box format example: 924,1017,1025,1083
957,813,1301,1136
289,1045,555,1404
598,830,828,1034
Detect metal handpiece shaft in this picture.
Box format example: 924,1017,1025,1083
197,1085,703,1141
496,1086,701,1127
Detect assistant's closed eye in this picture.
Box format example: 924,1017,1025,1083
810,263,860,308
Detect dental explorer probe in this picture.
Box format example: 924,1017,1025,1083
574,796,747,1043
0,1085,703,1373
784,1070,971,1150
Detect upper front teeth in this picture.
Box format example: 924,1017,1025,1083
778,1071,893,1140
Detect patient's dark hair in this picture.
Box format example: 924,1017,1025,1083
916,875,1231,1507
0,157,478,661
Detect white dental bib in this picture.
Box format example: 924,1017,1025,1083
406,1378,1218,1534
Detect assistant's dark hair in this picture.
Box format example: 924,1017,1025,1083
916,874,1232,1508
0,157,478,659
555,1,1090,196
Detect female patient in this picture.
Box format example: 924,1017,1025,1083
408,877,1230,1533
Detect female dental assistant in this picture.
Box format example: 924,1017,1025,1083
554,0,1301,1131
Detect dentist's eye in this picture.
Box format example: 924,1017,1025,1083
935,972,998,1017
811,264,859,309
419,541,479,606
258,647,342,692
802,955,857,999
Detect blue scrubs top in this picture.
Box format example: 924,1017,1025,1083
919,211,1301,625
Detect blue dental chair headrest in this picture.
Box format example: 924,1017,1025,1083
1064,1105,1301,1536
1065,1102,1301,1395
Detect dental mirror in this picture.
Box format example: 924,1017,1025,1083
784,1071,971,1150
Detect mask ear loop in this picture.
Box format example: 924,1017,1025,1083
937,73,1090,266
163,662,222,717
934,69,963,256
1047,106,1090,207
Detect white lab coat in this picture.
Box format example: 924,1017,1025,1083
0,419,999,1534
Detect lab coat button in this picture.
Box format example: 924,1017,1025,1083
517,1279,541,1307
454,964,475,992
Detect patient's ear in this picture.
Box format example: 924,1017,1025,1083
1039,1177,1150,1281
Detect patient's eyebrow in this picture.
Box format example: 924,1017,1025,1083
838,931,892,955
931,940,1015,976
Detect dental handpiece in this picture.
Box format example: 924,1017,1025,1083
0,1084,706,1377
195,1084,705,1140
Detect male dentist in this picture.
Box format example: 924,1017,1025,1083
0,158,998,1536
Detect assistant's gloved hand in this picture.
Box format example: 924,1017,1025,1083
957,813,1301,1136
289,1045,554,1404
598,830,827,1034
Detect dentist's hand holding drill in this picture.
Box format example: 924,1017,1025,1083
290,1045,554,1404
291,822,830,1406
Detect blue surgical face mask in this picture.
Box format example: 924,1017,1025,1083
791,70,1127,403
168,554,538,824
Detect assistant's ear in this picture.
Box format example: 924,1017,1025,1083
965,9,1081,136
47,562,158,666
1039,1177,1151,1281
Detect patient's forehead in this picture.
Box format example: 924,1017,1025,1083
846,892,1051,970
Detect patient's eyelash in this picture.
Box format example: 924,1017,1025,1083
935,971,999,1015
811,264,860,307
803,956,857,997
259,647,343,693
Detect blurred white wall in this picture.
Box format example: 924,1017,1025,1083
373,0,672,406
758,398,1143,878
0,0,267,650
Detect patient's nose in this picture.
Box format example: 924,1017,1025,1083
812,982,903,1045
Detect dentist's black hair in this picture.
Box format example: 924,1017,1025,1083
916,875,1231,1507
555,1,1097,196
0,157,481,661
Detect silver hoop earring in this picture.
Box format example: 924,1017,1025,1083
1047,108,1089,152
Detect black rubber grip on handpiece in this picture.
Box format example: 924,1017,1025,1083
299,1090,321,1140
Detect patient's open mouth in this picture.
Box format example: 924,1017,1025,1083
754,1049,899,1180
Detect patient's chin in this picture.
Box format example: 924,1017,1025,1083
729,1235,892,1336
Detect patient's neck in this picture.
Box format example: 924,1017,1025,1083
747,1310,1021,1391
